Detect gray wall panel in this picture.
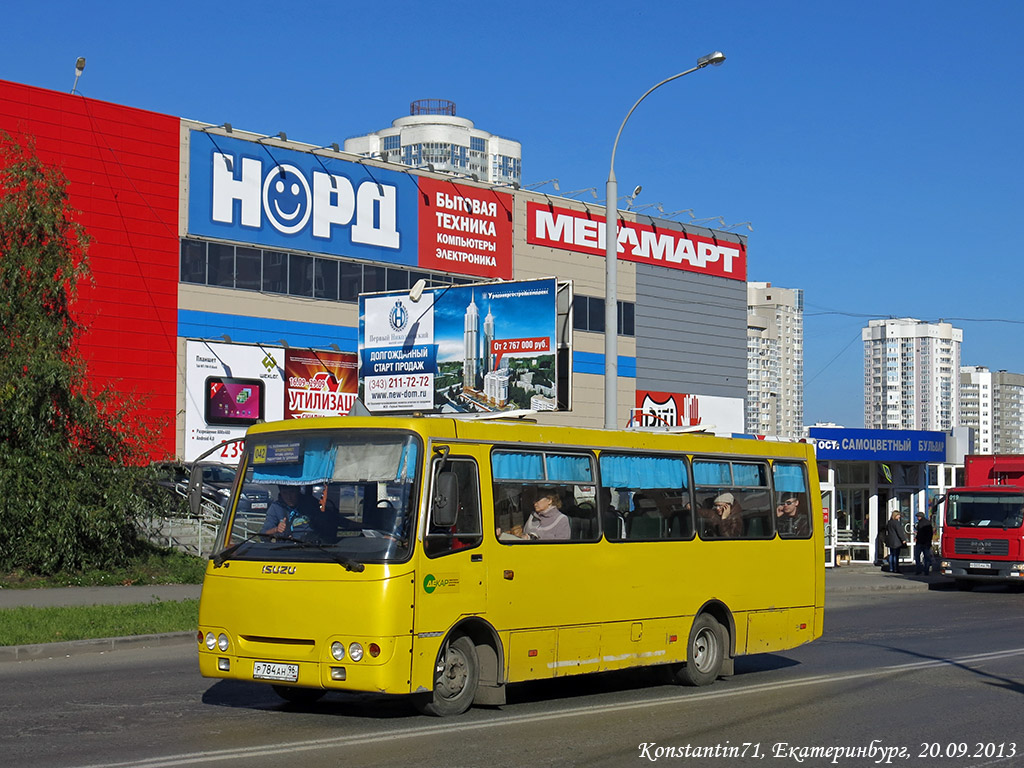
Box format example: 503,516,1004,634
635,266,747,398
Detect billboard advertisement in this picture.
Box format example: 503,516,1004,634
634,389,744,434
187,131,513,279
527,202,746,281
284,348,358,419
184,341,358,462
359,278,558,414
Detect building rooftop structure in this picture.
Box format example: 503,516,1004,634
344,99,522,186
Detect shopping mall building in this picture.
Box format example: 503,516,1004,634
0,78,750,463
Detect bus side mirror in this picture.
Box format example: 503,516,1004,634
432,471,459,528
186,470,204,517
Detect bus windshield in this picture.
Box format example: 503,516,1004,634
946,492,1024,528
215,429,421,565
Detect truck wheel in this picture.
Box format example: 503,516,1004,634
415,634,479,716
675,614,725,687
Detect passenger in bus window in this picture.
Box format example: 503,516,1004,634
523,489,571,540
776,494,809,537
500,489,570,541
699,492,743,538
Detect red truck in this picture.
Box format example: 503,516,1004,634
938,454,1024,589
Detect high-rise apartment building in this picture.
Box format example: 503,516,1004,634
862,318,962,430
344,99,522,186
746,282,804,438
960,365,1024,453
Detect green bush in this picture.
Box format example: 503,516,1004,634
0,134,159,575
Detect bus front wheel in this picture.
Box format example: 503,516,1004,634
416,634,480,717
675,614,725,687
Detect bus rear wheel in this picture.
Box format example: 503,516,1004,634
675,614,725,687
416,634,479,717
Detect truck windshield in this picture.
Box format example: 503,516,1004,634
214,429,421,565
946,492,1024,528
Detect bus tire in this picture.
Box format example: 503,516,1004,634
416,634,479,717
676,614,725,687
272,685,326,705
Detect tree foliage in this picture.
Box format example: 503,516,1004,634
0,134,153,574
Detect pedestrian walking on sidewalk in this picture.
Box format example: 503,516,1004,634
914,512,934,574
885,511,908,574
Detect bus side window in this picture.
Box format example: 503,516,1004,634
426,458,482,557
773,462,812,539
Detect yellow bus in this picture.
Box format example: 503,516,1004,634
196,416,823,716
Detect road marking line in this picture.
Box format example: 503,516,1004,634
68,646,1024,768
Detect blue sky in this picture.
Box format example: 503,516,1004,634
4,0,1022,428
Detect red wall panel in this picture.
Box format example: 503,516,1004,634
0,80,180,460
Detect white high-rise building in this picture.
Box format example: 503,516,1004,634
344,99,522,186
862,318,962,430
746,282,804,438
960,365,1024,454
463,290,480,389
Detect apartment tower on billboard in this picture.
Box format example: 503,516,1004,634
746,282,804,438
863,318,962,430
344,99,522,186
960,365,1024,454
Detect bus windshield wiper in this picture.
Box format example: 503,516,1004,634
269,536,366,572
212,531,272,567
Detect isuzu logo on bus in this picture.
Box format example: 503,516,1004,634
211,153,400,248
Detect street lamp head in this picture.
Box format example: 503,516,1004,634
697,51,726,67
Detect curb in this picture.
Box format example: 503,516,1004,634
0,631,195,663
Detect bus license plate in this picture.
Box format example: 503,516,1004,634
969,562,991,570
253,661,299,682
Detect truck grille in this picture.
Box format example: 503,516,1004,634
953,538,1010,556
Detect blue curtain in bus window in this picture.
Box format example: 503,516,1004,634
733,463,767,487
252,437,335,484
600,455,685,489
773,463,807,492
693,461,730,486
492,452,545,481
546,454,593,483
396,440,418,481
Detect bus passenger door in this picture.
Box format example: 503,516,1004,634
415,454,487,636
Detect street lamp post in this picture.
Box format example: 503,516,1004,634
604,51,726,430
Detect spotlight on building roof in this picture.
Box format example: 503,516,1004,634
71,57,86,94
276,132,287,142
632,203,664,214
523,179,559,191
721,221,754,232
565,188,598,200
690,216,726,227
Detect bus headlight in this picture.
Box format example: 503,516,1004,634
217,633,230,652
331,642,346,661
205,632,216,650
348,642,364,662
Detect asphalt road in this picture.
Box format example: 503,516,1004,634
1,580,1022,768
